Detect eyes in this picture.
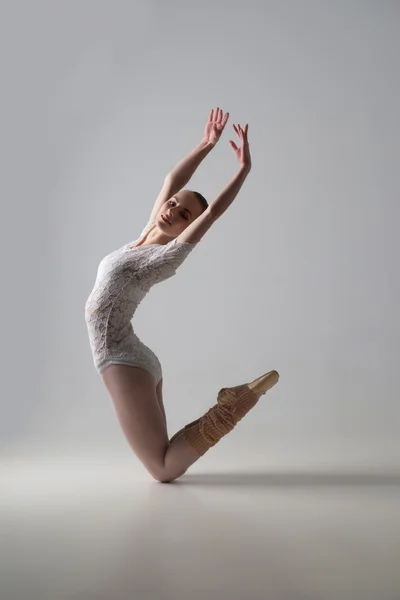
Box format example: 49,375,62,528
168,200,189,220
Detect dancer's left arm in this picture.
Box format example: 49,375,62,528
150,108,229,222
176,124,251,245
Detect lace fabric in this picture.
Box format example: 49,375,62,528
84,215,197,378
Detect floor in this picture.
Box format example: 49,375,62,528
1,458,400,600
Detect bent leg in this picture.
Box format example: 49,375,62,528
101,365,275,483
101,365,201,482
155,377,167,427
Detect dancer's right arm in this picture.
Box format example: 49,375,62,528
167,108,229,189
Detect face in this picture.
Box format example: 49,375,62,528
157,190,204,236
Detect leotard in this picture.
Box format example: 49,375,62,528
84,215,197,384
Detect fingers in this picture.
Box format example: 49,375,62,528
243,124,249,143
222,111,229,127
233,123,245,139
236,123,249,142
210,107,228,124
211,107,220,123
216,107,225,125
209,108,247,134
209,107,220,122
208,110,247,141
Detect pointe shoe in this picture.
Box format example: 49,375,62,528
217,370,280,405
172,371,279,447
183,371,280,456
247,370,279,397
216,370,279,413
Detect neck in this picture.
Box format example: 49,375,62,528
141,224,173,246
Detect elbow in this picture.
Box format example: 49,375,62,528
207,205,221,221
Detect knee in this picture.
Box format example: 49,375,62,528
150,471,176,484
149,465,187,484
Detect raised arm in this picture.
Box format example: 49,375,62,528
209,123,251,218
175,123,252,245
149,108,229,222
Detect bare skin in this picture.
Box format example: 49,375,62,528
97,108,252,483
101,365,201,483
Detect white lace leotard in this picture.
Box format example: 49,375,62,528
84,215,197,384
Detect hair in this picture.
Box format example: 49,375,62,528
189,190,208,213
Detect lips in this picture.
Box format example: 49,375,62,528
161,214,171,225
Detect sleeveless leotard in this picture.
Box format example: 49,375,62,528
84,215,197,384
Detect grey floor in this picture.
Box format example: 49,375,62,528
1,459,400,600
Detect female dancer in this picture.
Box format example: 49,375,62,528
85,107,279,483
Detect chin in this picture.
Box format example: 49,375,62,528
159,217,174,230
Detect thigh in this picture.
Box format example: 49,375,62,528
101,365,169,474
155,377,167,426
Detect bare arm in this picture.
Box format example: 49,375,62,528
166,138,214,191
149,141,212,223
149,108,229,222
168,107,229,187
176,123,252,244
209,165,251,219
211,122,252,217
210,122,252,219
176,165,251,244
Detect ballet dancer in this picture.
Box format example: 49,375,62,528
84,107,279,483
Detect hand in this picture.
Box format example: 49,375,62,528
203,107,229,146
229,123,251,170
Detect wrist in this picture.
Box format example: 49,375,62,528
200,137,216,150
239,163,251,176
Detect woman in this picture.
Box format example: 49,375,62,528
85,107,279,483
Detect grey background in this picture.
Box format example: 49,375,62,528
1,0,399,468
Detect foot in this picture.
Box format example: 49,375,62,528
217,370,279,407
247,370,279,398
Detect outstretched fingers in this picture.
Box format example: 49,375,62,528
229,122,251,169
221,111,229,127
236,123,249,143
210,106,228,122
233,123,245,142
209,107,220,123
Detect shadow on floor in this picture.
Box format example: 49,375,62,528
174,468,400,487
